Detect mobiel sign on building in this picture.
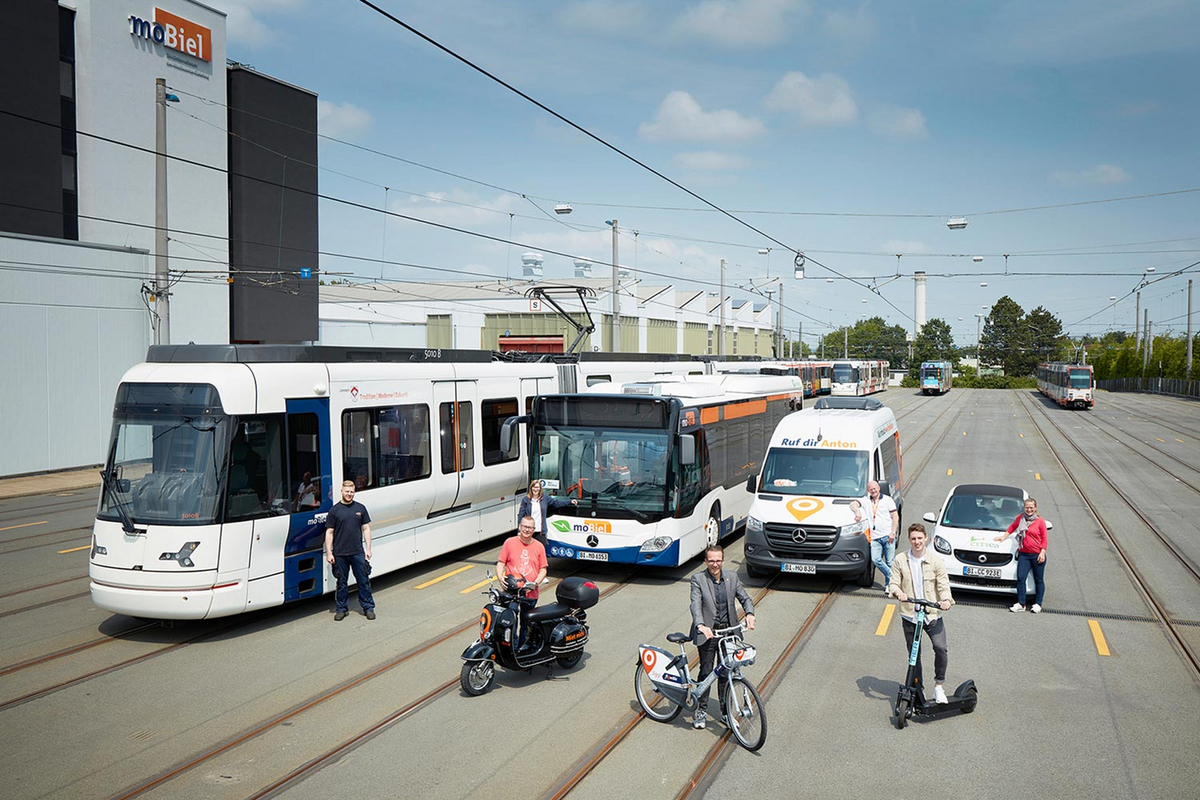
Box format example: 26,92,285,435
128,8,212,62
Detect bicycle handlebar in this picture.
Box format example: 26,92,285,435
712,623,746,637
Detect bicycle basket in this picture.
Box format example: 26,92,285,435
719,637,756,669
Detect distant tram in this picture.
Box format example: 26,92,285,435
831,359,889,396
920,360,953,395
1037,362,1094,409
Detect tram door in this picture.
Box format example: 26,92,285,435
430,381,480,520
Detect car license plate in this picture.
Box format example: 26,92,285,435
781,563,816,574
577,551,608,562
964,565,1001,578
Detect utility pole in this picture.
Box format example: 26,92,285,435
154,77,171,345
610,219,620,352
1142,310,1151,372
777,283,784,358
797,322,802,360
1187,279,1194,381
764,289,775,357
843,327,848,358
718,258,725,357
1134,291,1141,352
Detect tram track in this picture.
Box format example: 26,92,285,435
1097,394,1200,441
0,620,160,678
110,570,636,800
1067,400,1200,497
0,523,92,548
1016,390,1200,679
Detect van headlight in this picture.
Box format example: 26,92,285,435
746,516,763,533
640,536,672,553
840,520,867,537
934,535,952,554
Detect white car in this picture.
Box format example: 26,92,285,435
923,484,1052,596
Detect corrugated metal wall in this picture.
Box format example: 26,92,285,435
683,322,708,355
426,315,452,348
646,318,677,353
483,313,592,351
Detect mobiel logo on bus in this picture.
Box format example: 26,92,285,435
128,8,212,62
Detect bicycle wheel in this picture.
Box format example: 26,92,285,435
634,663,683,722
725,675,767,751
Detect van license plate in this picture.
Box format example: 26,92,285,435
781,563,816,574
577,551,608,562
964,566,1000,578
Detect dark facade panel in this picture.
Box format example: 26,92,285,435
228,66,319,343
0,0,65,238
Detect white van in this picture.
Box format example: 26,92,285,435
742,397,903,586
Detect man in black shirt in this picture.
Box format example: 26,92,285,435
325,480,374,621
688,544,755,729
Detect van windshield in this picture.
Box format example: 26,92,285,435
759,447,868,497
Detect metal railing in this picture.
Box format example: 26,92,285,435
1097,378,1200,400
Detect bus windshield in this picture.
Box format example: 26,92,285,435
97,384,230,526
759,447,868,498
1068,370,1092,389
832,364,858,384
534,425,673,521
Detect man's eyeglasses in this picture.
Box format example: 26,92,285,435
706,558,723,564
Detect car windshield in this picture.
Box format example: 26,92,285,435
940,493,1024,532
760,447,868,497
97,383,230,526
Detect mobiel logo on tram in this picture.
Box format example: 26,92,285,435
128,8,212,62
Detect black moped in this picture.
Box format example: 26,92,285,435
894,598,978,728
460,572,599,696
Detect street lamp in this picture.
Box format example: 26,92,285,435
605,219,619,352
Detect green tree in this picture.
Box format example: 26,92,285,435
909,318,955,379
981,296,1031,376
1026,306,1064,366
821,317,910,367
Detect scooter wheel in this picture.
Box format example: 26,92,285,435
556,651,583,670
961,686,979,714
460,660,495,696
894,698,909,729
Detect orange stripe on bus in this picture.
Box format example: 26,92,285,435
700,407,720,424
724,399,767,419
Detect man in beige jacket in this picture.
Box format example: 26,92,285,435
887,523,954,703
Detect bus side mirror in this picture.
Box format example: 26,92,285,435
878,480,892,497
679,434,696,466
499,415,530,455
746,475,757,493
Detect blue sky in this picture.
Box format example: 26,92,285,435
211,0,1200,350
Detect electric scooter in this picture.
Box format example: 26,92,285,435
894,598,978,729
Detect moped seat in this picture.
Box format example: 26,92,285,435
666,632,691,643
525,602,572,624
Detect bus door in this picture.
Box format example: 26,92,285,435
431,381,479,516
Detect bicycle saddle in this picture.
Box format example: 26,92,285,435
667,632,690,643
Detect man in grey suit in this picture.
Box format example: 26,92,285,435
689,544,756,729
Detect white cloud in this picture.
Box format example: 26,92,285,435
1116,101,1159,117
1049,164,1131,185
672,151,751,170
867,105,929,140
639,91,764,142
558,1,650,35
764,71,857,127
669,0,808,48
317,100,372,141
821,4,877,48
882,240,930,255
222,0,303,48
395,190,523,229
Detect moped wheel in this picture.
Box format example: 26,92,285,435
894,697,909,729
460,660,495,696
634,663,682,722
726,676,767,751
556,650,583,670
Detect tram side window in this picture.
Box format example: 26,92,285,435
288,412,323,511
342,410,375,490
379,404,432,485
482,397,519,466
439,401,474,474
227,416,287,521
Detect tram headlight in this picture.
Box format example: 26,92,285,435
933,535,951,555
746,516,763,533
640,536,672,553
840,520,868,537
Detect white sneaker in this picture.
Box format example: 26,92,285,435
1009,603,1024,612
693,710,707,729
934,685,949,704
1031,604,1042,614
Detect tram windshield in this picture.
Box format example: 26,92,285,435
1068,369,1092,389
532,397,674,521
97,383,230,526
921,365,945,379
832,363,858,384
759,448,868,498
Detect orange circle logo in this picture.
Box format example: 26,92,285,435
479,609,492,637
642,649,657,671
735,648,747,661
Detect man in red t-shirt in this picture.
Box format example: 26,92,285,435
497,516,548,604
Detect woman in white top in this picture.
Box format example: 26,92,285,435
517,480,578,547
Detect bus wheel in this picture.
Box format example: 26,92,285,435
705,506,721,548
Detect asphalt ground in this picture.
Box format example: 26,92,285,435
1,388,1198,800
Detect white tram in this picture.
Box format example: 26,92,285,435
1037,362,1094,409
831,359,889,396
89,346,705,619
512,374,804,567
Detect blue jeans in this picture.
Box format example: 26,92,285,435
871,535,895,587
1015,552,1046,606
334,553,375,612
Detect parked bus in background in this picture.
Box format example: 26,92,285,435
920,360,953,395
1037,362,1094,409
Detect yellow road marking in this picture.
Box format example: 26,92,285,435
415,564,474,589
962,431,967,436
1155,437,1165,443
946,468,953,476
1035,473,1041,480
1177,438,1186,443
1019,433,1025,438
461,578,492,594
875,603,896,636
1,521,48,532
1088,620,1111,656
58,545,91,554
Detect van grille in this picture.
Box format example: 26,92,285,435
764,523,839,555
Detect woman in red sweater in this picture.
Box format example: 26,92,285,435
995,497,1048,613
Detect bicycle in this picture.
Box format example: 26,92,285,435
633,623,767,751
